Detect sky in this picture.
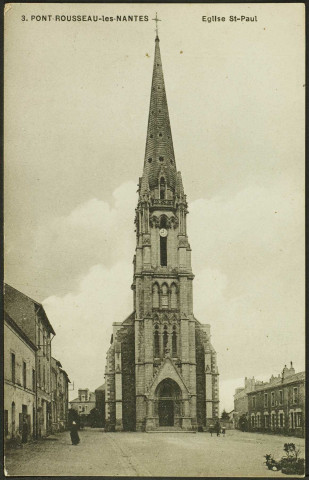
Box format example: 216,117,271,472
4,3,305,412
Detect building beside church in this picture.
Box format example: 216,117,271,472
104,32,219,432
4,312,37,441
4,283,56,438
69,388,96,425
234,376,264,429
51,357,70,433
247,363,305,438
4,283,70,441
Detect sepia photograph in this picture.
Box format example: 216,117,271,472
3,3,305,477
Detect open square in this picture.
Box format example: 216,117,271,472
5,428,305,477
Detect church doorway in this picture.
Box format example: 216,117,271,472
159,400,174,426
155,378,182,427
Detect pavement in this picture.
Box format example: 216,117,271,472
4,428,305,477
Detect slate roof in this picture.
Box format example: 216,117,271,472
142,36,177,191
4,312,38,351
247,371,305,394
4,283,56,338
70,392,96,403
95,383,106,392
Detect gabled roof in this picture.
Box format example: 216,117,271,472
4,283,56,337
4,312,37,351
70,392,96,403
95,383,106,392
122,311,135,325
59,368,71,383
52,357,62,368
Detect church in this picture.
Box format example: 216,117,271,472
104,28,219,432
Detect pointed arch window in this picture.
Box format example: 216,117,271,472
153,284,159,309
160,215,167,266
160,237,167,266
171,284,178,309
160,177,166,199
172,325,177,357
163,325,168,352
154,324,160,358
160,215,167,228
161,284,168,308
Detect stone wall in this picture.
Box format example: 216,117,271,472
195,328,206,428
4,321,36,439
104,344,116,431
117,324,136,431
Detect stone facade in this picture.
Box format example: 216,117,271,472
95,384,106,427
4,313,37,441
104,34,219,432
51,357,70,433
4,284,56,437
70,388,96,425
4,283,69,440
247,363,305,438
234,377,264,429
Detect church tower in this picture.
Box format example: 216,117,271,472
104,28,219,432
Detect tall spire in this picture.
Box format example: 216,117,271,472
142,30,177,192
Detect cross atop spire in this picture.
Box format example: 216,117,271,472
152,12,161,39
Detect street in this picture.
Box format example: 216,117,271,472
4,428,305,477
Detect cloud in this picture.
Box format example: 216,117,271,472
43,262,133,395
190,175,304,402
31,181,137,296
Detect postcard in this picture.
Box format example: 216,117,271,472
4,3,305,477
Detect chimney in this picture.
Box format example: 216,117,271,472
289,361,295,375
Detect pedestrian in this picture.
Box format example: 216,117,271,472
70,421,80,445
222,427,226,437
209,424,214,437
22,417,28,443
215,420,221,437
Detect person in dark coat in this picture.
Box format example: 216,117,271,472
70,421,80,445
215,420,221,437
22,418,28,443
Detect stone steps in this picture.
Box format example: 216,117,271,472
146,427,196,433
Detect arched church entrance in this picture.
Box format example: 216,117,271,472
155,378,182,427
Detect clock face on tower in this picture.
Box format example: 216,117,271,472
159,228,167,237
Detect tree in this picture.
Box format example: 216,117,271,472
89,408,101,428
238,414,248,432
221,409,230,421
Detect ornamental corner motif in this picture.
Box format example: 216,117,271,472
142,234,151,245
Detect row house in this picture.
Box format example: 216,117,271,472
4,284,70,441
51,357,70,433
234,377,264,429
247,363,305,437
4,312,37,441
